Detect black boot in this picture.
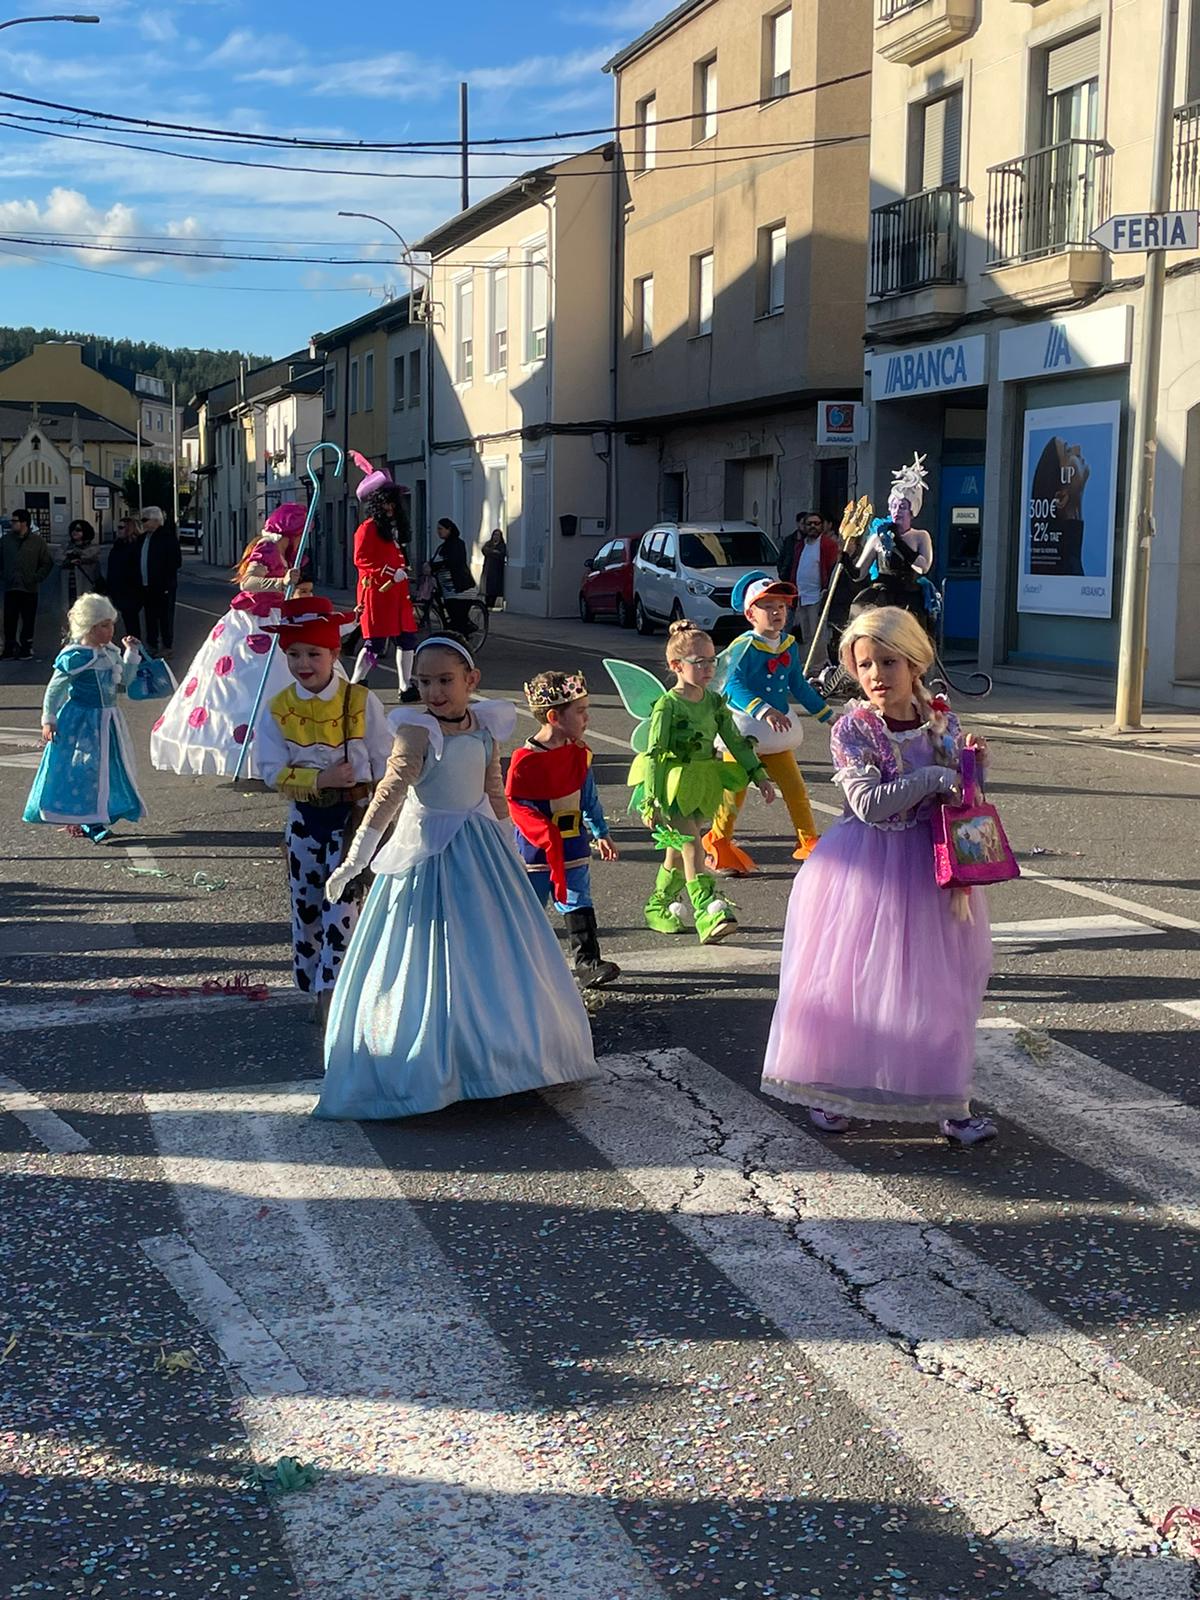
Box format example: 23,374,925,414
564,907,620,989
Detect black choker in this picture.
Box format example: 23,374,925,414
432,710,471,725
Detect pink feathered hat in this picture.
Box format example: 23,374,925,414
350,450,395,502
263,502,307,536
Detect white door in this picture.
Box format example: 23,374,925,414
742,458,770,528
521,459,548,591
452,464,475,572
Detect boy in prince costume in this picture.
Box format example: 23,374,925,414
704,573,834,876
506,670,621,990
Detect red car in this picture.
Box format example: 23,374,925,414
579,534,641,628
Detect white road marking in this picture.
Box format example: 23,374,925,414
556,1049,1199,1596
1018,865,1200,932
990,913,1154,943
1164,1000,1200,1022
0,989,303,1033
976,1019,1200,1214
146,1084,668,1600
974,714,1200,771
140,1233,308,1395
125,843,164,876
0,1073,91,1152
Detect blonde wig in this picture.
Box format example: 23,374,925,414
67,592,119,643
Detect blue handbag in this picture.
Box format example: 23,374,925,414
127,655,177,701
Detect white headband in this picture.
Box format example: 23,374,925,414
415,635,475,669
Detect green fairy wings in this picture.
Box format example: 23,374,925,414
602,658,668,754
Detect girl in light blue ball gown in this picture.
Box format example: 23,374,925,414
317,635,596,1120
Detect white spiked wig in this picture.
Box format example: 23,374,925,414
66,592,119,642
887,452,929,518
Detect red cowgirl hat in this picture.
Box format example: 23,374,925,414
262,595,356,650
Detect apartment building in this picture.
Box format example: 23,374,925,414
606,0,871,542
310,298,417,590
864,0,1200,705
415,151,612,617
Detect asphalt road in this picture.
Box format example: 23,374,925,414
2,563,1199,1600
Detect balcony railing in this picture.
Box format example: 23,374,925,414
870,185,962,298
1174,100,1200,209
878,0,924,16
986,139,1109,266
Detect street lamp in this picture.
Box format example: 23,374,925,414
0,15,100,30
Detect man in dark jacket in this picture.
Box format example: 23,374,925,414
139,506,182,658
2,509,55,659
106,515,145,640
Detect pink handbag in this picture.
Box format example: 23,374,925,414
932,746,1020,888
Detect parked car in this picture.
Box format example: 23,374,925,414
177,520,202,552
578,534,641,627
632,522,780,641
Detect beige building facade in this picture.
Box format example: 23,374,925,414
607,0,871,546
864,0,1200,706
416,152,612,617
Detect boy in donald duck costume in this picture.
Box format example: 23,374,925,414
703,572,834,876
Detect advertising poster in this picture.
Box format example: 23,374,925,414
1017,401,1121,618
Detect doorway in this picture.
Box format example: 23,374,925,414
723,455,772,528
937,462,984,650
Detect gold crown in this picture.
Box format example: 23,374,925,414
524,670,588,712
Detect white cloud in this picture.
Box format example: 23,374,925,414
559,0,664,28
0,187,229,278
138,13,178,44
210,28,305,66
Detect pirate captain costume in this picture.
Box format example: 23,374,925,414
704,573,834,876
506,670,620,989
252,597,392,1001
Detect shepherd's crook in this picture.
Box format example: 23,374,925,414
231,442,345,781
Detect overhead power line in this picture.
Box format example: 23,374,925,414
0,113,866,181
0,68,870,152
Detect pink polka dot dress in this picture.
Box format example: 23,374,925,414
149,589,294,778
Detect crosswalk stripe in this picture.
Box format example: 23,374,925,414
0,1073,91,1152
145,1085,669,1600
976,1019,1200,1215
555,1049,1199,1591
1165,1000,1200,1022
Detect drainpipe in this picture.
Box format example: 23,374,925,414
608,76,623,538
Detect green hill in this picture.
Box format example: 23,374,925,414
0,325,273,404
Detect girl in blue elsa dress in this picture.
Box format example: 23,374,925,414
317,634,596,1120
24,593,147,844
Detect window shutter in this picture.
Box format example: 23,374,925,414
921,91,962,189
1046,30,1101,95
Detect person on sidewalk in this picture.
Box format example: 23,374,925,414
2,509,55,660
23,593,147,844
507,670,621,989
139,506,182,658
60,519,103,613
105,515,145,641
430,518,478,634
777,511,839,658
347,454,420,703
481,527,506,610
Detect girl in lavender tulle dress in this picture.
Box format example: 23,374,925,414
761,607,997,1146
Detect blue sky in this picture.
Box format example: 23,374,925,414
0,0,663,357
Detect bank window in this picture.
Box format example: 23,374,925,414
455,277,474,383
363,351,375,411
756,222,786,316
913,89,962,192
392,355,405,410
634,274,654,352
487,264,508,374
764,7,792,102
691,250,714,337
349,358,359,415
525,242,548,362
635,94,658,174
694,56,718,143
324,364,336,415
408,349,422,408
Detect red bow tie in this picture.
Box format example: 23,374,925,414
766,651,791,675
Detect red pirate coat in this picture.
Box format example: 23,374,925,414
353,519,417,639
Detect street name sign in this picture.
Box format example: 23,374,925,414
1090,211,1199,252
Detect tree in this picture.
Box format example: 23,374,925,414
122,461,176,516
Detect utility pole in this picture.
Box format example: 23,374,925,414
459,82,470,213
170,380,179,529
1113,0,1180,730
135,407,143,508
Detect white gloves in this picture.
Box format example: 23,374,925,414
325,825,383,903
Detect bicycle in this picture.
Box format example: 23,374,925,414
415,589,490,656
